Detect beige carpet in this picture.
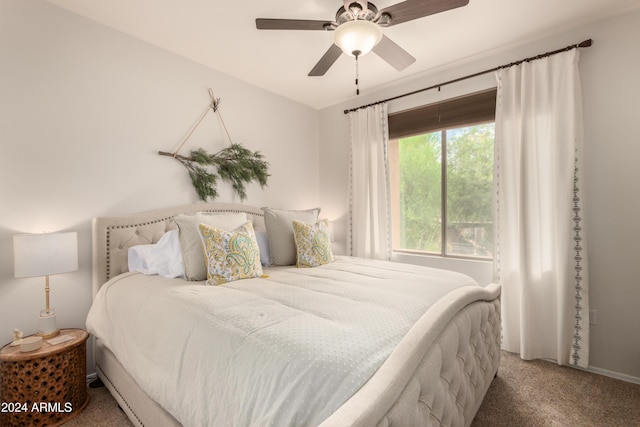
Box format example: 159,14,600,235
472,351,640,427
69,351,640,426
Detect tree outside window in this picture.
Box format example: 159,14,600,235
389,123,494,259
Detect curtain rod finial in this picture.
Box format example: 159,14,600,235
579,39,593,48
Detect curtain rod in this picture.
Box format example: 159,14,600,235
343,38,593,115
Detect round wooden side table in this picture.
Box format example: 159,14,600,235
0,328,90,427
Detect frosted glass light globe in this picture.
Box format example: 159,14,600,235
334,20,383,57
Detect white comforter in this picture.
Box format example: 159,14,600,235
86,256,478,427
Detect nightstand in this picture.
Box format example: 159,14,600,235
0,328,89,427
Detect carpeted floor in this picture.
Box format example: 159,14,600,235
68,351,640,426
472,352,640,427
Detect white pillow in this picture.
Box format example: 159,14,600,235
128,245,153,274
174,212,248,281
262,207,320,266
128,230,184,278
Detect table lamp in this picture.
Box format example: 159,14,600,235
13,231,78,338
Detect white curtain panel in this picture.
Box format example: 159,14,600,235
494,49,589,368
347,103,391,260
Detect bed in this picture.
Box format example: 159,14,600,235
89,202,501,427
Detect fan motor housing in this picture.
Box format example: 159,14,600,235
336,2,379,25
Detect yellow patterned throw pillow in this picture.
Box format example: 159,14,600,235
292,219,334,268
198,221,263,285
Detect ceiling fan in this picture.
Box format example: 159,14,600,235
256,0,470,77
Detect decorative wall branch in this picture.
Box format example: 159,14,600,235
159,89,270,201
158,145,269,201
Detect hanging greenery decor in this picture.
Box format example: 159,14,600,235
158,145,269,201
159,89,270,201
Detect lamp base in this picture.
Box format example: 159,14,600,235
37,311,60,339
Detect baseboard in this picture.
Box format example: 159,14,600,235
584,366,640,385
519,351,640,385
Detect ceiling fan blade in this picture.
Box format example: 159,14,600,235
372,35,416,71
380,0,469,27
308,44,343,76
256,18,334,31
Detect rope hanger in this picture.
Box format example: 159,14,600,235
171,88,233,157
157,88,270,202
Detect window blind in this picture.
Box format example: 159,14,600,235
388,88,497,140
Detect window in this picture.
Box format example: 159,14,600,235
388,89,496,259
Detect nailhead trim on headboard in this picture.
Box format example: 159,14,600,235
93,204,266,297
105,216,178,282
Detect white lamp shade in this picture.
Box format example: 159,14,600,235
334,20,383,57
14,232,78,278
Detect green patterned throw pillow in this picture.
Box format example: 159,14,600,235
198,221,263,285
292,219,334,268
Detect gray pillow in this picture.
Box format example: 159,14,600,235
262,207,320,265
174,212,247,280
255,231,271,266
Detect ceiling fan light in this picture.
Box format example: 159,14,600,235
334,20,382,57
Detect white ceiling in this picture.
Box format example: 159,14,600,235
44,0,639,109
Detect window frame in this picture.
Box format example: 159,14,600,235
388,89,497,260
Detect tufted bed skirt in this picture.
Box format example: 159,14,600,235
91,203,501,427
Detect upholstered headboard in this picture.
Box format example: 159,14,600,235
91,203,265,297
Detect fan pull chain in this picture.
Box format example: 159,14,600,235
355,52,361,96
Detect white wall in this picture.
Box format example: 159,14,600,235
0,0,319,365
319,10,640,380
